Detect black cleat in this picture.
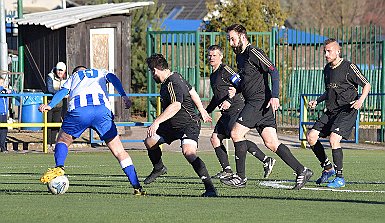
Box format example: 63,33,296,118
220,175,247,188
293,168,313,190
263,157,276,178
201,188,218,197
212,170,233,179
144,166,167,184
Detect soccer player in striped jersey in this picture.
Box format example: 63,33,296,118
39,66,145,195
206,45,276,180
222,24,313,189
307,38,371,188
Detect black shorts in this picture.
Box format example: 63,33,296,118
157,120,201,145
236,101,277,134
214,110,241,138
312,108,358,140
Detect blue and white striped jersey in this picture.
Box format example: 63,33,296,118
62,69,112,111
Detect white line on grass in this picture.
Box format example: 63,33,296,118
260,181,385,193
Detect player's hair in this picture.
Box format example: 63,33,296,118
207,45,223,56
226,24,247,36
146,53,169,71
324,38,340,46
72,65,87,74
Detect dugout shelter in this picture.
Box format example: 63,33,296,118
16,1,154,122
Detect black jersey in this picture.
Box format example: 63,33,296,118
236,45,278,104
206,64,244,115
323,59,369,112
160,72,199,128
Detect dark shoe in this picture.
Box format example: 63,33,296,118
293,168,313,190
263,157,276,178
316,169,335,185
212,170,233,179
144,166,167,184
201,188,218,197
220,175,247,188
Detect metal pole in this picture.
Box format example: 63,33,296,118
17,0,23,87
381,41,385,142
0,0,8,74
146,27,153,122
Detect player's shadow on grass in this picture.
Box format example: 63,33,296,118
247,177,385,186
144,192,385,205
1,186,384,206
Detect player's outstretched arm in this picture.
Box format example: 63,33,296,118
351,83,371,109
189,88,212,123
106,73,132,109
46,88,70,110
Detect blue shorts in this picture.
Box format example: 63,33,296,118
61,105,117,141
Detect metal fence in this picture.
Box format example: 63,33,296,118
146,26,384,132
146,30,273,123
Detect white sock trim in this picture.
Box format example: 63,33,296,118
120,157,133,169
181,138,197,146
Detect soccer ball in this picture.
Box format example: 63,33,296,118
47,175,69,195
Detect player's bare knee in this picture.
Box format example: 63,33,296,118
56,131,73,146
329,133,342,148
230,130,241,142
183,151,197,162
144,137,156,149
306,130,318,145
329,137,341,148
210,134,220,147
112,148,128,160
264,140,279,152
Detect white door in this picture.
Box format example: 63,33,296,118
90,28,115,112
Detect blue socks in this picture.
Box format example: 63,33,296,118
54,143,68,167
120,158,141,189
123,165,140,189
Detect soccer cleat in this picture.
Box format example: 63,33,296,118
133,187,147,196
40,167,65,184
292,168,313,190
316,169,336,185
212,170,233,179
263,157,276,178
220,175,247,188
327,177,345,188
144,166,167,184
201,188,218,197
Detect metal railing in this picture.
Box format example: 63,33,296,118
147,27,384,129
299,93,385,148
0,93,160,153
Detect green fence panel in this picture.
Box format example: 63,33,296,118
147,26,384,137
146,30,273,124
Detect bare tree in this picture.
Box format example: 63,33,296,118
284,0,385,31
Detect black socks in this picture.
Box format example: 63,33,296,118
311,140,332,170
276,143,304,174
332,148,343,177
148,146,164,170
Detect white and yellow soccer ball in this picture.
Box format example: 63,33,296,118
47,175,69,195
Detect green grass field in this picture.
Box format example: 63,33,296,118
1,148,384,223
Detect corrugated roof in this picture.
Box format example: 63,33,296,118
16,2,154,30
